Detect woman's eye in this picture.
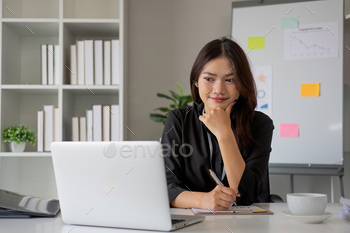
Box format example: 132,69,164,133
204,77,214,82
226,79,235,83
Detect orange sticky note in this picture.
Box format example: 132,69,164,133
301,83,320,97
280,123,299,137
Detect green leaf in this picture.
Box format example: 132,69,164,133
150,113,168,124
170,90,180,101
179,96,187,107
150,84,191,125
157,93,176,102
154,107,170,112
176,83,184,96
187,95,193,103
2,124,36,146
179,95,193,107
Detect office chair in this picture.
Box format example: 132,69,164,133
258,167,284,203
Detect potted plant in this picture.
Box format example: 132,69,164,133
2,125,36,152
150,83,193,125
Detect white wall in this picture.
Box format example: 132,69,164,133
126,0,235,141
126,0,350,202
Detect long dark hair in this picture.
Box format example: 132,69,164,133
190,37,257,156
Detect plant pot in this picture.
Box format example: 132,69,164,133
10,142,26,152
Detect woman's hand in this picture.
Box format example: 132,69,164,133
198,185,239,211
199,102,235,139
198,101,245,193
170,186,240,210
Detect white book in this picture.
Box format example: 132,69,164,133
80,117,87,141
92,105,102,141
54,45,60,85
94,40,103,85
111,40,120,85
111,105,120,141
77,40,85,85
21,197,42,212
86,110,93,141
53,107,60,142
104,40,111,85
72,117,79,141
47,44,54,85
84,40,94,85
70,45,77,85
102,105,111,141
37,111,44,152
41,44,47,85
44,105,54,151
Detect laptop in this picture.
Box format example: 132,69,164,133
51,141,205,231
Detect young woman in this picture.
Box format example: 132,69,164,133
161,37,274,211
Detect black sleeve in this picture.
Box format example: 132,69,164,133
161,111,187,203
236,114,274,205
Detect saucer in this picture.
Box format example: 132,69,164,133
282,210,333,223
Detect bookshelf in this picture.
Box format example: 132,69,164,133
0,0,124,198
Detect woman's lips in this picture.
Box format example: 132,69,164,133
210,97,228,102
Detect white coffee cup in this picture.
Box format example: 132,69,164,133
287,193,327,216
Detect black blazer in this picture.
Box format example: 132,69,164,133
161,102,274,205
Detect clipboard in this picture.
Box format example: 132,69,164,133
190,204,274,215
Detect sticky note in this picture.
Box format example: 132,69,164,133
280,123,299,137
247,37,265,49
301,83,320,97
280,16,299,29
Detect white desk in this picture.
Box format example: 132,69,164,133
1,203,349,233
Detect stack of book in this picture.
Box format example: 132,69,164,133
41,45,60,85
70,39,120,86
37,105,59,152
72,104,119,142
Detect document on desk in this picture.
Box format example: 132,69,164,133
190,205,273,215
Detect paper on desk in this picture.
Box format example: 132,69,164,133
340,197,350,207
191,205,267,214
339,197,350,221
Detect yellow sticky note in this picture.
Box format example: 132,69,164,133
248,37,265,49
300,83,320,97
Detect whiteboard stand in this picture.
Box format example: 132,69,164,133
269,164,344,203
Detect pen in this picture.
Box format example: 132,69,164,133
209,169,237,206
209,169,224,186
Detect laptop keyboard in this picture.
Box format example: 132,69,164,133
172,219,186,224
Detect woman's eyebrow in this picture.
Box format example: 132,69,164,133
203,71,235,78
202,71,217,76
225,72,235,77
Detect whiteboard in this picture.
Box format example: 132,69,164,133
231,0,344,165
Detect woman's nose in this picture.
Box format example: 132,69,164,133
212,81,225,94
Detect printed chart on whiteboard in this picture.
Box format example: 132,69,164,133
252,66,272,117
284,22,338,60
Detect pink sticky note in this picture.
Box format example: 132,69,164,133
280,123,299,137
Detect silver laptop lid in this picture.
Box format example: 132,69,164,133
51,141,173,231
